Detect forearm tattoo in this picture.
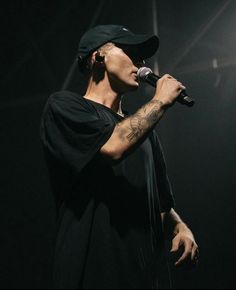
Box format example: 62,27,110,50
117,99,164,143
127,112,144,141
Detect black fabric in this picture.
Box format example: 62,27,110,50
40,91,175,289
149,132,175,213
78,25,159,60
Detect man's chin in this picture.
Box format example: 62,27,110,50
127,81,139,91
117,81,139,94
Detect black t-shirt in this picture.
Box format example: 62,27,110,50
40,91,175,289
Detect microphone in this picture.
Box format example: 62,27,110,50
137,67,195,107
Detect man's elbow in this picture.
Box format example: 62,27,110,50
100,144,123,162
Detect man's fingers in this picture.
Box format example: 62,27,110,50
178,82,186,91
174,242,199,267
175,244,192,266
191,245,199,266
170,236,181,252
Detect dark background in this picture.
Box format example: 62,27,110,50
0,0,235,289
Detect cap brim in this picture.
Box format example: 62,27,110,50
113,35,159,59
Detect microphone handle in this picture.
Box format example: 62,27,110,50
146,73,195,107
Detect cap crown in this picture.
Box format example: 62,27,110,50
78,25,135,58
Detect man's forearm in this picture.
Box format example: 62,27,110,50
118,99,165,142
105,98,167,160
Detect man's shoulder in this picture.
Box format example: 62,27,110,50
48,90,83,104
46,90,93,111
41,91,96,122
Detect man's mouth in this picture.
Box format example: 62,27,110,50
132,71,138,78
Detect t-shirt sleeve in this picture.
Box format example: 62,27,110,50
40,91,116,175
150,131,175,212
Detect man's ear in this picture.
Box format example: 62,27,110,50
92,51,105,63
91,51,106,82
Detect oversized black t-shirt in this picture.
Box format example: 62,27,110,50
40,91,175,289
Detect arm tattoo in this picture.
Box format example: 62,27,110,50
127,99,164,142
127,112,145,141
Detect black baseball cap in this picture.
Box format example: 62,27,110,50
77,24,159,61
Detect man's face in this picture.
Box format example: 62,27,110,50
103,43,145,93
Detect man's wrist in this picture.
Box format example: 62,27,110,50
151,97,164,106
152,97,169,110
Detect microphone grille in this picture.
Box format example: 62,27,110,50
137,67,153,81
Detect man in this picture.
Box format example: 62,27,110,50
40,25,198,289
